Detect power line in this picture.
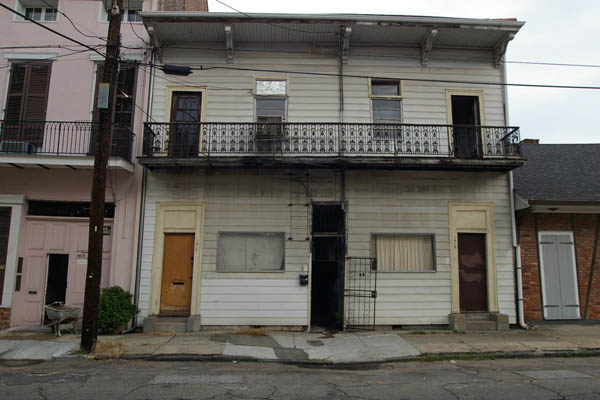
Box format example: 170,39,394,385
126,0,149,46
135,61,600,90
39,0,108,42
0,48,102,69
160,45,600,69
0,2,107,58
214,0,340,35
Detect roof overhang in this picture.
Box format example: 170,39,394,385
140,12,524,51
0,154,134,173
518,199,600,214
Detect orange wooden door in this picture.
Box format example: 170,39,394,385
160,233,194,315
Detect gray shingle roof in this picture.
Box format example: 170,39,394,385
513,143,600,202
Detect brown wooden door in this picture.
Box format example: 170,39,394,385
458,233,488,311
160,233,194,315
169,92,201,157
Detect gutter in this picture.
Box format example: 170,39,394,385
138,12,525,30
503,58,527,330
131,48,155,330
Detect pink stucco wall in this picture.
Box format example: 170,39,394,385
0,0,151,325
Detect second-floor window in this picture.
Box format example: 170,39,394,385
101,1,143,23
15,0,59,22
254,79,287,137
25,7,57,21
370,79,402,138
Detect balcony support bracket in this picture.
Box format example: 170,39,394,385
340,26,351,64
225,25,234,64
420,29,438,67
493,33,515,68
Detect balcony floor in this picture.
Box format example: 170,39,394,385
138,154,524,171
0,153,135,172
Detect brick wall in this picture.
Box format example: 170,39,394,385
518,213,600,321
0,307,10,330
159,0,208,11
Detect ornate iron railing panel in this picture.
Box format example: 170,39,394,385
0,120,135,161
143,122,521,160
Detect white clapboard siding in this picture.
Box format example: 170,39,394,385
346,170,516,325
138,168,515,327
151,44,506,127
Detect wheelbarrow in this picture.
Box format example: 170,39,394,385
44,302,80,337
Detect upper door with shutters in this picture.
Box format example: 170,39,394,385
3,62,52,146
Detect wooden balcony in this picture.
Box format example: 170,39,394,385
140,122,524,171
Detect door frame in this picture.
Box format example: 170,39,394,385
445,89,487,156
165,86,206,155
0,195,24,309
449,202,497,314
150,203,204,317
537,230,581,320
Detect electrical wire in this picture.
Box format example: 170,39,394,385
160,45,600,69
214,0,340,35
127,0,149,46
0,2,107,58
39,0,108,42
0,47,103,69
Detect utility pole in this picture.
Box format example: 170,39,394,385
81,0,123,353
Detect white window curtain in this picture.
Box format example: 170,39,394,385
375,235,434,272
217,232,285,271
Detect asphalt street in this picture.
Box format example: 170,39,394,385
1,357,600,399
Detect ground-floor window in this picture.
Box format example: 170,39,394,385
373,234,435,272
217,232,285,272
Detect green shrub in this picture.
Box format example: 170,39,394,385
98,286,138,334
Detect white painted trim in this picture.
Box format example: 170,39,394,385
3,52,58,60
0,197,24,307
537,230,581,320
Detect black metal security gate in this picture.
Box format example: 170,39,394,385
344,257,377,330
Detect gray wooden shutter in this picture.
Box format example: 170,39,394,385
22,63,51,146
540,234,580,320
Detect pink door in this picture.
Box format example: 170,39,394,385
10,219,113,327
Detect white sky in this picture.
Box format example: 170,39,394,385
209,0,600,144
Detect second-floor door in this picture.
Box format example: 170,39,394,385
169,92,202,157
451,95,482,158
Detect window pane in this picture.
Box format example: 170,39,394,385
25,8,42,20
256,98,286,117
372,80,399,96
375,235,434,272
127,10,142,22
217,232,285,271
44,8,57,21
372,99,401,123
256,80,286,95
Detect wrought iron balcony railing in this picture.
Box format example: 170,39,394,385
142,122,521,160
0,120,135,161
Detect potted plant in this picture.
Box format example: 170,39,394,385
98,286,139,335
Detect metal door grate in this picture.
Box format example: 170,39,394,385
345,257,377,330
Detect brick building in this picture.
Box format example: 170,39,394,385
514,141,600,322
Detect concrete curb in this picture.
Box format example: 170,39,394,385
88,349,600,366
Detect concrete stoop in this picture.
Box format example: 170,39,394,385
449,312,509,332
143,316,201,333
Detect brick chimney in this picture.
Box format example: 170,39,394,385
159,0,208,11
520,139,539,145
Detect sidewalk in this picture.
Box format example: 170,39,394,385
1,324,600,364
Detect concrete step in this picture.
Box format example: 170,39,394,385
153,322,186,333
464,312,493,321
464,319,497,332
153,317,187,333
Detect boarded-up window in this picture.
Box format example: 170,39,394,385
217,232,285,271
374,234,434,272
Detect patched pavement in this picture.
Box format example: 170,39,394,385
1,324,600,363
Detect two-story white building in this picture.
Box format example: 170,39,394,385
137,12,525,332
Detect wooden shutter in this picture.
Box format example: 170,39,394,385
2,63,51,146
92,64,137,159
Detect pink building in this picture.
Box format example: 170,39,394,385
0,0,151,328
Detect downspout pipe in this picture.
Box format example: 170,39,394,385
130,48,154,330
503,57,528,329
